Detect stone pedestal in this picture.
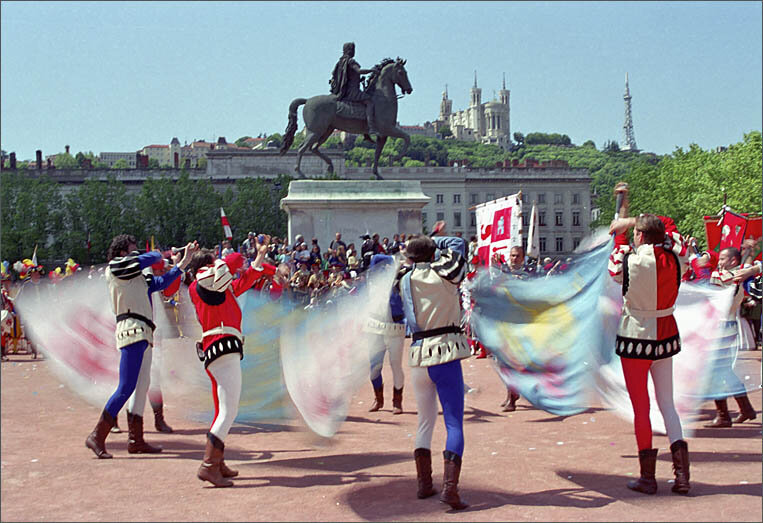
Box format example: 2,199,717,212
280,180,430,247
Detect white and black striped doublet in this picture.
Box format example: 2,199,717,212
108,253,142,280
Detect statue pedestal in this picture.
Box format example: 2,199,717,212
280,180,430,248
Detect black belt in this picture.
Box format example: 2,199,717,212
116,312,156,331
412,325,461,342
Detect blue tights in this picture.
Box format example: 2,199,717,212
104,341,148,418
428,359,465,457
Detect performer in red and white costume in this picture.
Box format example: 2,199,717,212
187,236,274,487
608,184,691,496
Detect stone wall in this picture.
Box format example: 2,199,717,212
280,180,430,248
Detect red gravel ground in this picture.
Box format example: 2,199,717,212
2,345,761,522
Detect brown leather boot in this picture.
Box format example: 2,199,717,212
502,390,519,412
414,448,436,499
127,412,163,454
670,440,690,494
627,448,658,494
368,386,384,412
440,450,469,510
197,433,233,487
153,405,174,433
392,387,403,415
733,394,757,424
220,453,239,478
85,410,116,459
704,399,732,427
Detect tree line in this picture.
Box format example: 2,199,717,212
1,168,291,267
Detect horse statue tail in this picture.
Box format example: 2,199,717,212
280,98,307,155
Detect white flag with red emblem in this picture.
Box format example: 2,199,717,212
220,207,233,240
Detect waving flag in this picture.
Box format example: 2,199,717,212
221,207,233,240
475,193,522,267
526,202,540,259
470,231,615,416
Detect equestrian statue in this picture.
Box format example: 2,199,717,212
280,42,413,179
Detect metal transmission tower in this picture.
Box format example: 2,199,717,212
622,72,639,152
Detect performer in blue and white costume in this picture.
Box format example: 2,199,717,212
397,223,471,510
365,253,407,414
85,234,195,459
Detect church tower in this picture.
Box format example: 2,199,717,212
439,84,452,121
497,73,511,149
470,71,482,107
499,73,510,106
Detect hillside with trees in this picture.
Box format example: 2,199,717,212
341,130,761,240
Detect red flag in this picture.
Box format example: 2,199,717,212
491,206,512,242
744,215,762,261
220,207,233,240
704,211,747,251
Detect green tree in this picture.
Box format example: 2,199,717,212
439,125,452,138
111,159,129,169
58,175,135,264
53,152,78,169
235,136,253,147
603,140,620,153
148,158,160,169
0,171,63,264
582,140,596,149
513,132,524,145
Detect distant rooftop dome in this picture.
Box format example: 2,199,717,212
170,137,180,145
217,137,227,144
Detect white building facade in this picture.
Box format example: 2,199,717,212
438,73,511,150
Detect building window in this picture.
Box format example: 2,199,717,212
572,211,580,226
573,237,581,249
521,192,526,203
486,193,495,202
555,212,563,226
537,193,546,204
470,193,479,205
454,212,461,227
572,193,580,205
539,211,546,226
453,194,461,204
470,212,476,227
556,237,564,252
554,192,563,204
522,213,528,226
436,194,444,204
422,212,427,227
436,212,445,221
539,237,547,253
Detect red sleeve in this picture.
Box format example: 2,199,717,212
658,216,679,235
614,232,629,247
231,264,268,297
162,277,181,297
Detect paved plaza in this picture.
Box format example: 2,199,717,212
1,344,761,522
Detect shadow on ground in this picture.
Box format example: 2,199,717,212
343,477,616,519
556,469,762,500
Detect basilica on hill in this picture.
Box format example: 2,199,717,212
435,72,512,151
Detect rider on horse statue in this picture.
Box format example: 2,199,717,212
330,42,379,136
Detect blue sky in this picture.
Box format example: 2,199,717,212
2,1,761,160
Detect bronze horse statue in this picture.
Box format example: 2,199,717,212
280,58,413,179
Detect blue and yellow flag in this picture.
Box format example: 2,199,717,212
471,236,617,416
